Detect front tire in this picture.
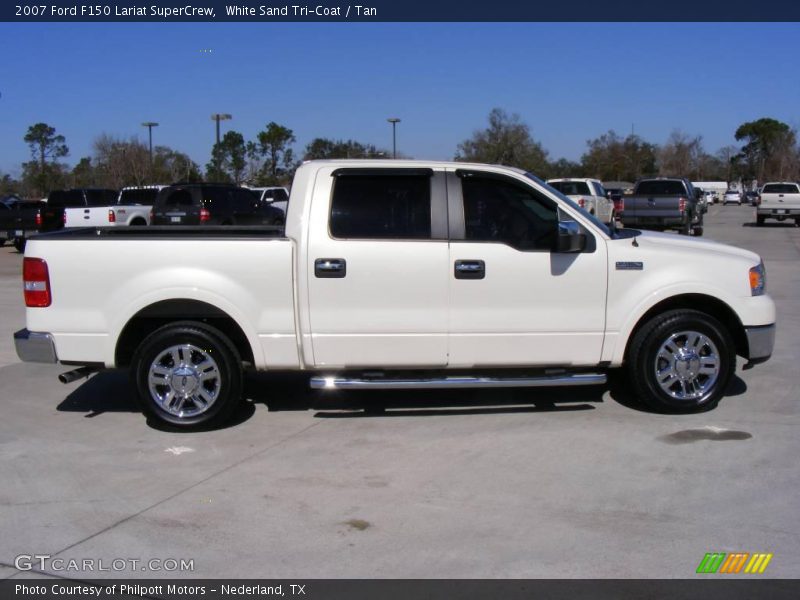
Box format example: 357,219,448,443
13,237,26,253
131,321,243,428
627,310,735,413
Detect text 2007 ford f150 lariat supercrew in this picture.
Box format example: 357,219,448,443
14,161,776,428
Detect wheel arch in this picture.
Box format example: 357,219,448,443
621,294,748,364
115,299,255,368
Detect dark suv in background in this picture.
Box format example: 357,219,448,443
151,183,285,226
42,188,118,232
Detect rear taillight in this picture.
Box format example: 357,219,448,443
577,198,585,208
35,211,42,227
149,208,153,222
108,209,116,223
616,199,624,213
62,211,67,224
678,197,687,212
756,195,761,206
23,257,51,307
200,208,211,223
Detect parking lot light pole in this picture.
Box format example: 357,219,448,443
210,114,232,176
141,122,158,172
387,117,401,158
211,113,232,145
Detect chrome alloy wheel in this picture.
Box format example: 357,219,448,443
148,344,221,418
654,330,720,401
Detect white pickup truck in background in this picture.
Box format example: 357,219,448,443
64,186,165,227
756,182,800,226
15,160,775,429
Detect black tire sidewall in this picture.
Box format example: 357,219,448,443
132,322,242,428
629,310,735,412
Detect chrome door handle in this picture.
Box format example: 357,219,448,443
315,258,346,278
454,260,485,280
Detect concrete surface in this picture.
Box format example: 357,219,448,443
0,205,798,579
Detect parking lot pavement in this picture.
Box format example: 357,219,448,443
0,245,24,367
1,207,798,579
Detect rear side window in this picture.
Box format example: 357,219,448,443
762,184,800,194
160,188,194,207
119,188,160,205
48,190,85,208
203,187,232,209
636,181,688,195
86,190,116,206
273,189,289,202
549,181,591,196
330,175,431,239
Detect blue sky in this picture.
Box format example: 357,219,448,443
1,22,799,175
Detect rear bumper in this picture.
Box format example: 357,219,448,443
620,216,688,227
14,329,58,363
757,208,800,216
744,324,775,364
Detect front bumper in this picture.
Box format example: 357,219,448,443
744,324,775,364
14,329,58,363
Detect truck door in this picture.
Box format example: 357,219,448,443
306,167,449,368
446,170,608,367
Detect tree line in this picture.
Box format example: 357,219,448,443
2,110,798,199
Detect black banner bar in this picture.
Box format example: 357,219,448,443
3,579,800,600
3,1,800,22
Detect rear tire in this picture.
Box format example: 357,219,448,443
692,226,704,237
131,321,243,428
627,310,735,413
13,238,26,253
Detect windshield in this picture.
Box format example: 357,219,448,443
526,173,611,237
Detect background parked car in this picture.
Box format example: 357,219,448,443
44,188,118,232
723,190,742,205
745,191,760,206
151,183,285,226
546,178,616,225
605,187,625,214
0,198,46,251
247,186,290,217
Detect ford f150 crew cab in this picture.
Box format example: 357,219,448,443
620,177,703,236
63,187,162,228
14,160,776,429
756,182,800,226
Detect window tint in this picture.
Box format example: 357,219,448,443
204,187,232,209
86,190,114,207
119,188,160,205
636,181,688,195
234,189,256,210
273,189,289,202
762,184,799,194
549,181,591,196
48,190,85,208
462,176,558,251
330,175,431,239
161,188,194,207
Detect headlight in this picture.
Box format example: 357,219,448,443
749,261,766,296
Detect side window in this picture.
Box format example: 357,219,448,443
86,191,106,207
330,175,431,239
274,189,289,202
461,176,558,251
236,189,256,210
593,182,607,198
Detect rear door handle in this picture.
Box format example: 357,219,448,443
315,258,346,278
454,260,485,280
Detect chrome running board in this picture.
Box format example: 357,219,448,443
310,373,606,390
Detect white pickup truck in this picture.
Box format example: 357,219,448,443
14,160,775,429
756,182,800,226
64,186,164,228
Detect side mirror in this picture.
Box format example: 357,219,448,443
556,220,587,253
